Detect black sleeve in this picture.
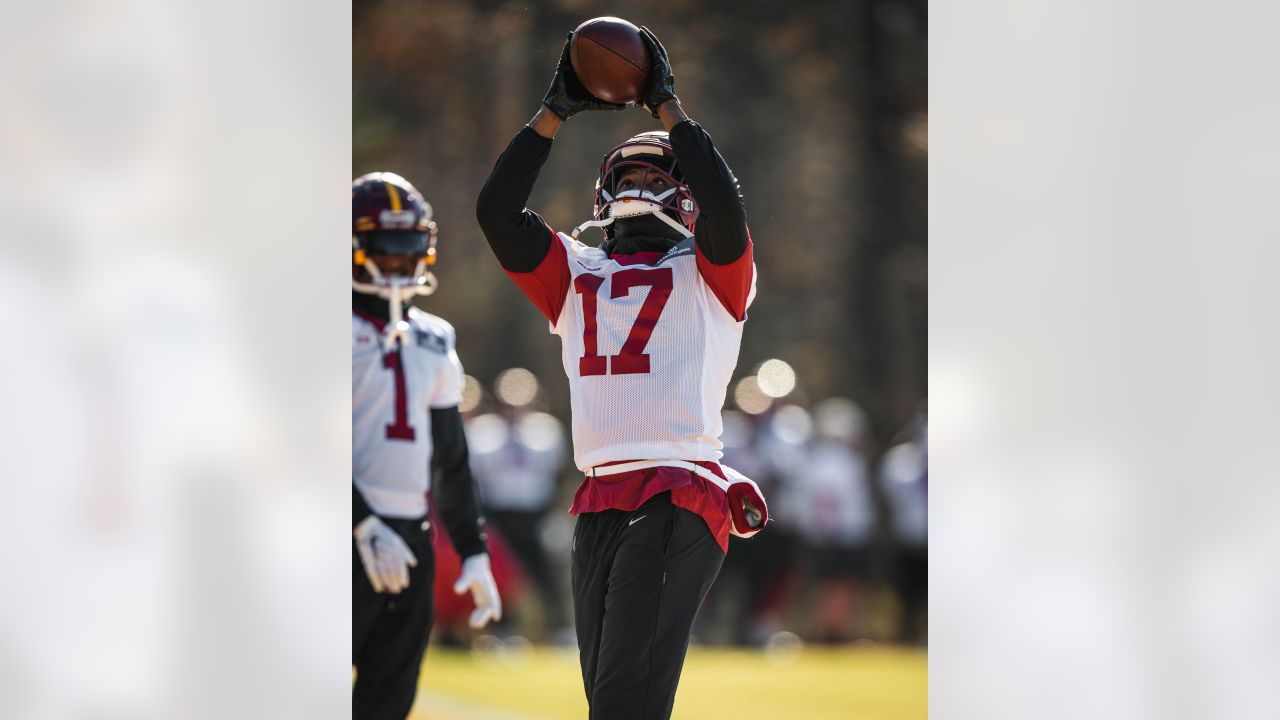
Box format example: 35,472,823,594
431,406,489,560
669,120,750,265
353,482,373,529
476,127,557,273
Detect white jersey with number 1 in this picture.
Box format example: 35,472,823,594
352,306,464,519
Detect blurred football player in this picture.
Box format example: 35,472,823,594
468,373,571,638
476,28,766,720
883,407,928,644
798,399,877,643
352,172,500,719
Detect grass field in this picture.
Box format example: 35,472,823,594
411,644,927,720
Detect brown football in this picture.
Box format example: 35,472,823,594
569,17,651,105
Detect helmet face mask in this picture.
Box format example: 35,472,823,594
364,231,432,258
354,230,437,286
599,160,684,221
574,131,699,242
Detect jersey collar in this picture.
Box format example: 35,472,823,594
610,251,664,266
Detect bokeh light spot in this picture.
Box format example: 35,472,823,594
494,367,539,407
733,376,772,415
459,374,483,414
757,359,797,398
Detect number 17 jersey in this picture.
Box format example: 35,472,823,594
507,231,756,472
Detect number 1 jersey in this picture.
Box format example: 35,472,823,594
507,231,756,471
352,307,465,518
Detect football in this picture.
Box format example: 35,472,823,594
569,17,651,105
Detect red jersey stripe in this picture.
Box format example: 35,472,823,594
504,228,571,325
695,235,754,322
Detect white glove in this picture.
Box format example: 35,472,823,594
452,553,502,629
353,515,418,594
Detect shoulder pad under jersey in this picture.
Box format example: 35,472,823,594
406,308,455,354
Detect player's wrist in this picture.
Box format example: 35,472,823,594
352,512,372,532
530,106,564,139
460,553,491,571
656,99,687,130
456,538,491,561
353,513,383,539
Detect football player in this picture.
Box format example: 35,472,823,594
475,28,767,720
352,172,501,720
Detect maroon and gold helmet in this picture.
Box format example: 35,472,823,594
352,171,438,292
584,131,699,239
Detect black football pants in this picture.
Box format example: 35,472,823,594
572,492,725,720
353,517,435,720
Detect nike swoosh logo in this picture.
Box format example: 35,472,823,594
628,515,647,526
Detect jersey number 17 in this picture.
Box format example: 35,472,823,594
574,267,673,377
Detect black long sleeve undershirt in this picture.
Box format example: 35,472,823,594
353,482,373,529
430,405,488,560
475,127,556,273
475,119,749,271
352,291,488,557
669,120,750,265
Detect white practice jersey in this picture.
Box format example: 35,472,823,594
882,440,928,546
535,233,756,471
467,411,566,512
352,307,465,518
797,441,876,547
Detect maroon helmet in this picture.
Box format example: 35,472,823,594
352,171,438,292
574,131,699,240
352,172,439,345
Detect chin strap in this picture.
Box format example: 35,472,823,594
648,208,695,239
571,215,615,239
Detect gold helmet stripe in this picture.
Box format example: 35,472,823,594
385,181,402,212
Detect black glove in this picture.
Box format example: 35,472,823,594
542,34,627,120
638,26,678,117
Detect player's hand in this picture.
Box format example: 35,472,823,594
453,553,503,628
637,27,678,118
543,34,627,120
353,515,418,594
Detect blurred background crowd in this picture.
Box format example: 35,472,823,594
355,0,927,650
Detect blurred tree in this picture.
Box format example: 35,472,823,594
354,0,926,450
